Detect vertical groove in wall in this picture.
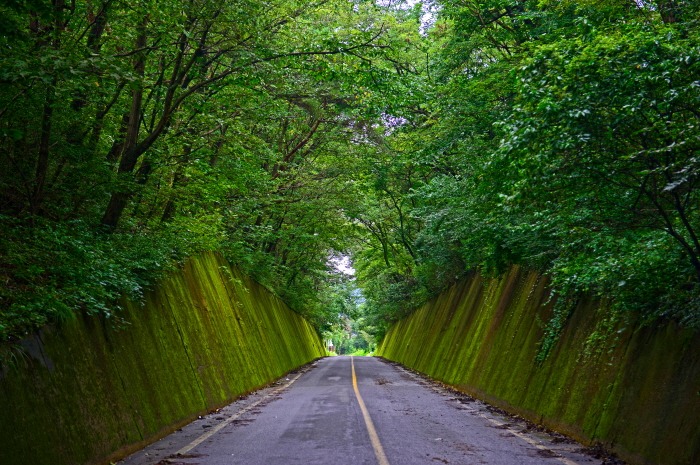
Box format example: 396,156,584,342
112,350,145,442
168,301,208,410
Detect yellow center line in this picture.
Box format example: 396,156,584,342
351,356,391,465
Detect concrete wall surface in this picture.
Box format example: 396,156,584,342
0,252,325,465
378,266,700,465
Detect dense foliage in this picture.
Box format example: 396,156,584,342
0,0,421,347
2,0,699,351
353,0,700,339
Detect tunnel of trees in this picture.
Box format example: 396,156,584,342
1,0,699,356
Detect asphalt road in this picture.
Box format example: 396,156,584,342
120,356,606,465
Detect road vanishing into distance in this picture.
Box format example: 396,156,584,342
120,357,607,465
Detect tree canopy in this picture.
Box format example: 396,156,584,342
2,0,699,353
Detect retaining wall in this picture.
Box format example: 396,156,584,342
0,252,325,465
377,266,700,465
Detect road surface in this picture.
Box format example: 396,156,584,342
120,356,607,465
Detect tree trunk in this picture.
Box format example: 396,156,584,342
101,17,147,228
31,81,56,216
657,1,679,23
28,0,67,216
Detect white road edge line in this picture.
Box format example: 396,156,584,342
174,370,305,456
394,364,580,465
483,417,581,465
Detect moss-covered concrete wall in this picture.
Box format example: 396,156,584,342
377,266,700,465
0,252,325,465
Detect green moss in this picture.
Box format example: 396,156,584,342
0,252,324,465
379,266,700,465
